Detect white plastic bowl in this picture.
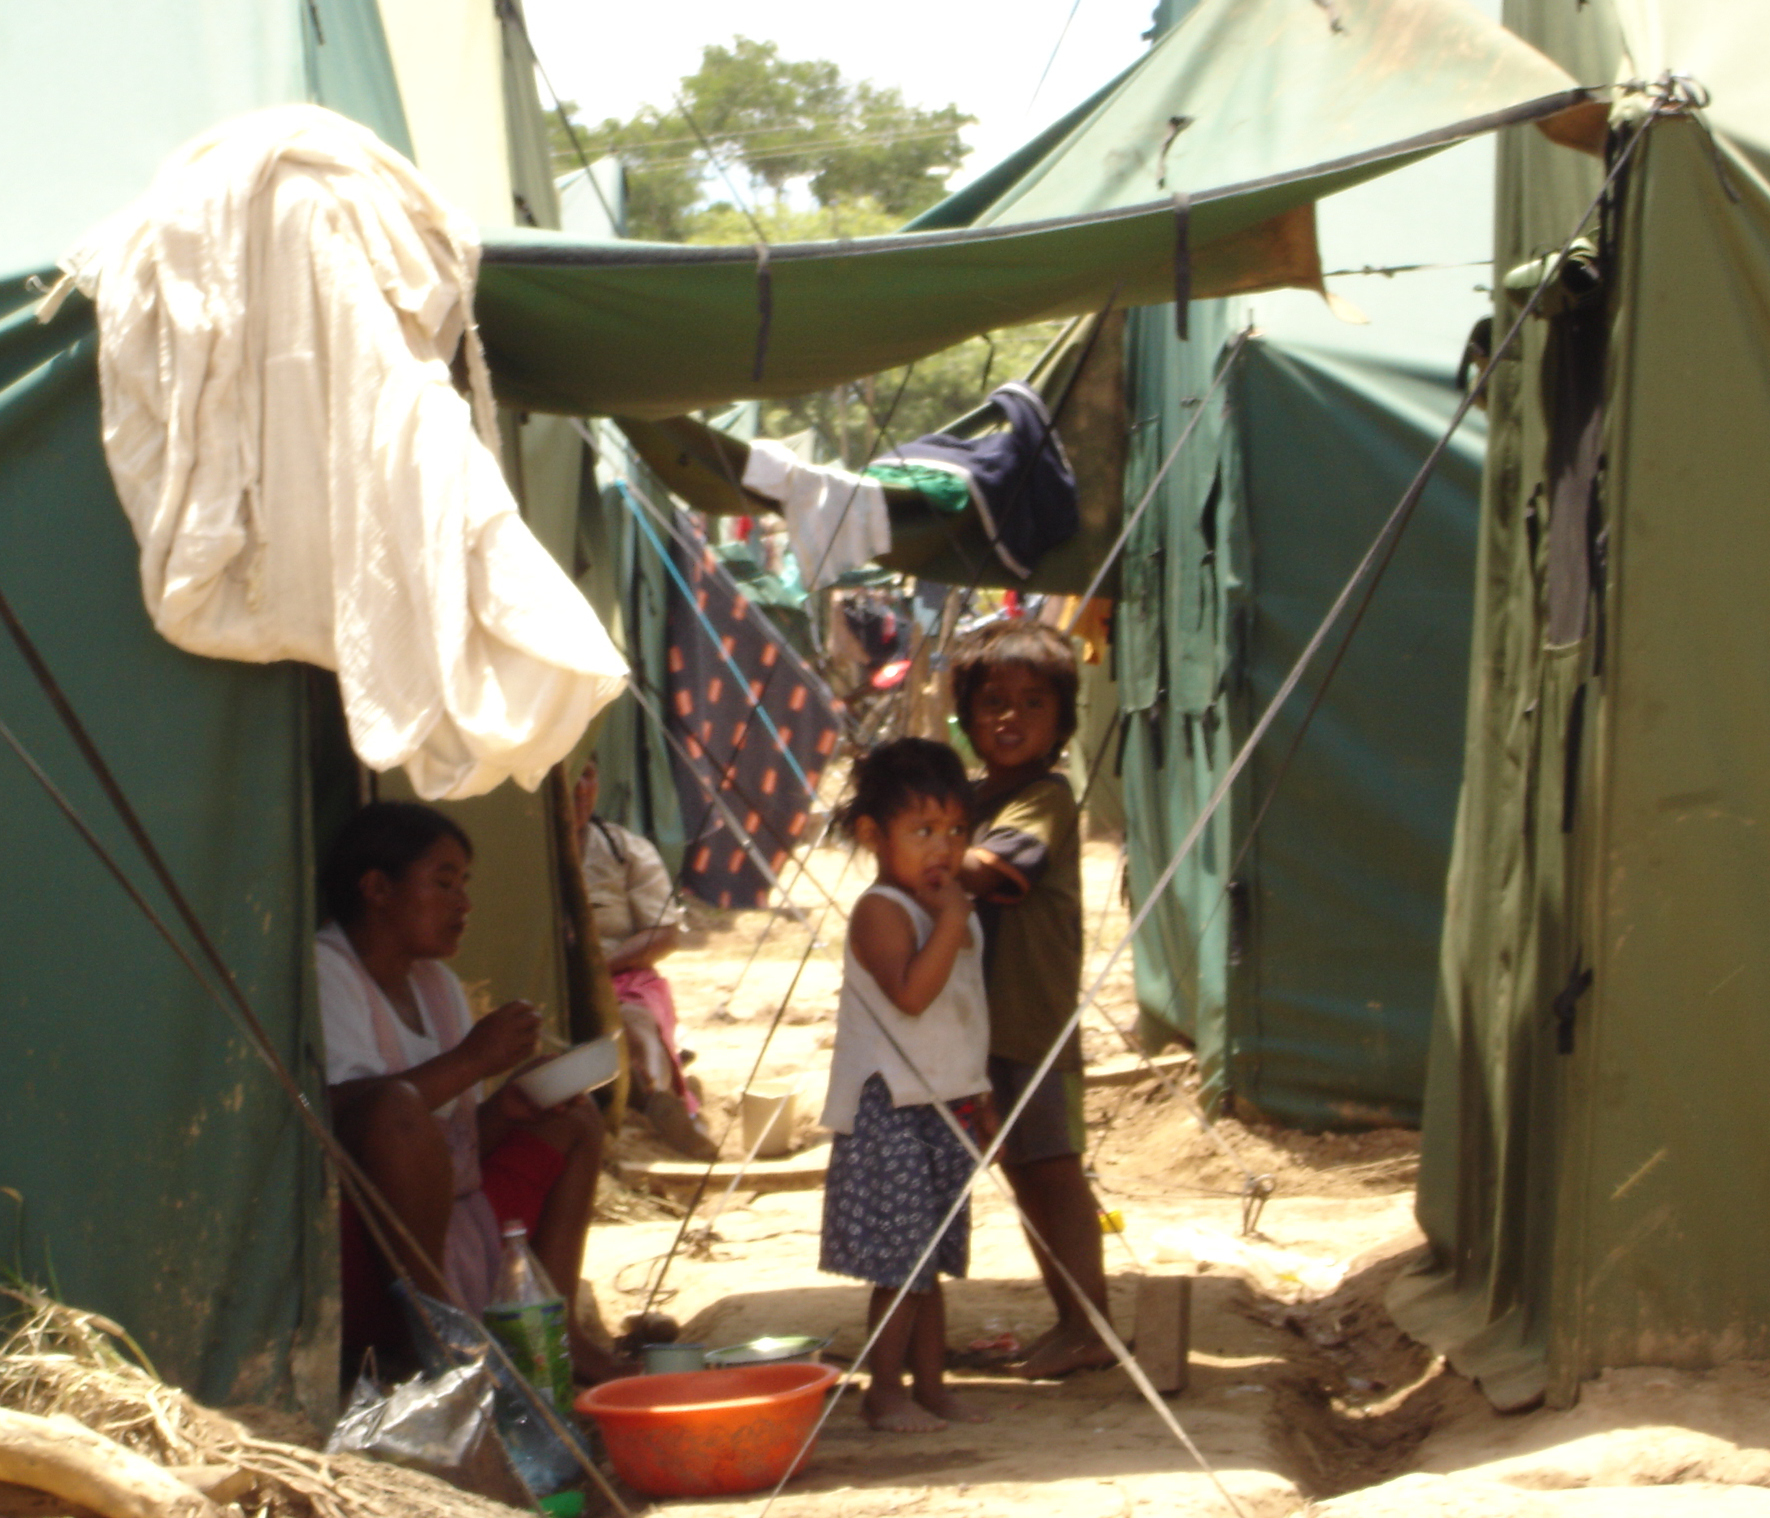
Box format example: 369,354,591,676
513,1038,620,1108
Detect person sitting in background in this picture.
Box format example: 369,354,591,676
316,801,625,1382
574,757,718,1161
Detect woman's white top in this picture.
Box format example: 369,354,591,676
315,920,474,1118
820,884,991,1134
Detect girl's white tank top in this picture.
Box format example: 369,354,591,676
820,883,992,1134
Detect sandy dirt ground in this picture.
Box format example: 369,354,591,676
580,837,1770,1517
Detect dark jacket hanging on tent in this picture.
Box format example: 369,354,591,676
872,381,1080,579
663,529,841,908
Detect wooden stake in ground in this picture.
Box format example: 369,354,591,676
0,1409,225,1518
1133,1269,1192,1395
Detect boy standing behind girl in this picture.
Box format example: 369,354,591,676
953,621,1114,1380
818,622,1112,1434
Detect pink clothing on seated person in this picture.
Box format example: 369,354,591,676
581,817,695,1112
611,965,696,1114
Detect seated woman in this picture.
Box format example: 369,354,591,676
574,758,718,1161
317,800,623,1380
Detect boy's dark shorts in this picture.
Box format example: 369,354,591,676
989,1055,1086,1164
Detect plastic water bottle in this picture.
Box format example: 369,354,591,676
484,1222,573,1410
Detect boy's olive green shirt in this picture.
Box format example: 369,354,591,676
972,771,1084,1072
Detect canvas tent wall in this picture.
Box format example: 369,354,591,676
1392,0,1770,1410
0,0,416,1413
1120,81,1497,1129
906,0,1494,1130
1113,307,1486,1129
0,0,605,1411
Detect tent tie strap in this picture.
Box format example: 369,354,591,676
1240,1174,1276,1237
1155,114,1193,188
1171,191,1192,341
1553,961,1593,1055
1152,115,1193,339
1647,71,1711,112
752,242,773,381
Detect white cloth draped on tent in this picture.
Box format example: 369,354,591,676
48,104,625,799
740,439,892,590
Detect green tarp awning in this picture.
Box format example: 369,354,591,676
475,0,1580,419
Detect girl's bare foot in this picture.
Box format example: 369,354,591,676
915,1387,991,1424
864,1385,948,1432
1017,1325,1117,1380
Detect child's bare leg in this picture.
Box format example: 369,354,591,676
1001,1168,1066,1361
908,1283,989,1424
1005,1157,1117,1379
863,1287,947,1432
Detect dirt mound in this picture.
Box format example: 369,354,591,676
1258,1236,1476,1499
1085,1072,1421,1202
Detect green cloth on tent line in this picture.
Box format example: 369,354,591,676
861,461,973,515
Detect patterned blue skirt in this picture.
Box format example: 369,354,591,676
820,1073,973,1292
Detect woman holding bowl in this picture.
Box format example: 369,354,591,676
317,800,623,1381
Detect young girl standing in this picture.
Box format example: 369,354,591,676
820,738,995,1432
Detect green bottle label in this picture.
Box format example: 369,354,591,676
485,1299,572,1409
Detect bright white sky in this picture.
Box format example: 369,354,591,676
520,0,1158,193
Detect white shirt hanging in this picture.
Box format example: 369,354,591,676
742,438,892,590
49,105,626,799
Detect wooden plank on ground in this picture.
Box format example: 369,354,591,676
1083,1052,1193,1089
1133,1269,1192,1395
615,1140,831,1196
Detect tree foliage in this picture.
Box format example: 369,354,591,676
550,36,972,241
760,322,1066,468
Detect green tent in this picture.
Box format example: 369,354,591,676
0,0,413,1416
1111,92,1497,1129
0,0,639,1410
473,0,1581,420
1392,0,1770,1409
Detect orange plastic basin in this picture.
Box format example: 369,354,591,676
575,1361,839,1498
